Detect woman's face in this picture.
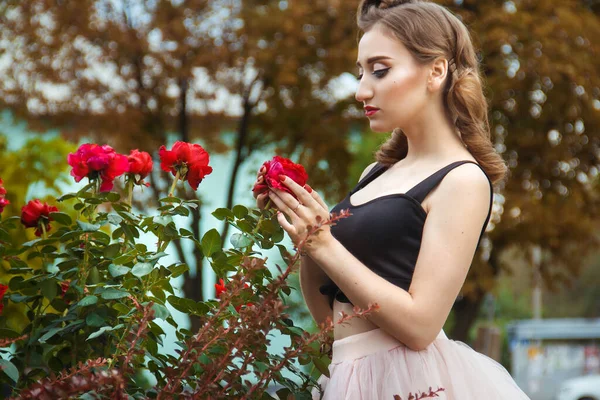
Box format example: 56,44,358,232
355,24,429,133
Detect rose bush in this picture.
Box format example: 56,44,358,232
0,142,371,399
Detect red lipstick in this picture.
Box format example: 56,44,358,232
364,105,380,117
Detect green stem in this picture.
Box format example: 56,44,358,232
127,179,134,207
244,198,272,256
40,222,47,240
168,171,181,198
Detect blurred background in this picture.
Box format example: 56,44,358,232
0,1,599,399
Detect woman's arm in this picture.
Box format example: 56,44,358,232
299,255,332,326
307,163,491,350
299,161,378,326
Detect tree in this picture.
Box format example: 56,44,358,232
0,1,362,332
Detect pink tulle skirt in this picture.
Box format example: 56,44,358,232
311,328,530,400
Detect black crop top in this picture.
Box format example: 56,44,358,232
318,160,493,309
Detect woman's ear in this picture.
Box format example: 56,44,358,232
427,57,449,92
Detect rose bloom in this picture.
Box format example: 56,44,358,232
127,149,153,186
214,279,253,311
0,179,9,214
252,156,308,199
67,144,129,192
21,199,59,237
159,141,213,190
0,284,8,315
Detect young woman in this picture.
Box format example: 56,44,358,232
254,0,530,398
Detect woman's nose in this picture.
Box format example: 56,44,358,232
355,78,373,103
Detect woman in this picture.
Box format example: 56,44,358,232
254,1,530,399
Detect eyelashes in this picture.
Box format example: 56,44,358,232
356,67,391,81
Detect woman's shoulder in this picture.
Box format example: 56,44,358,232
358,161,380,182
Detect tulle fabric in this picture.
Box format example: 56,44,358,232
311,328,530,400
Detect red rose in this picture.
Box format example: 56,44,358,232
0,179,9,214
67,144,129,192
21,199,59,237
127,149,154,185
159,141,213,190
215,278,226,297
0,284,7,315
252,156,308,199
60,281,71,304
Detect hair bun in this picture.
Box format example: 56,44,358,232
359,0,415,15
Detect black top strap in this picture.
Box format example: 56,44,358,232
350,162,386,194
406,160,494,244
406,160,481,203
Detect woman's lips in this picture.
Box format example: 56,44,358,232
365,109,379,117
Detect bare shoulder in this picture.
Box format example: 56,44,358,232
431,162,492,212
358,161,379,182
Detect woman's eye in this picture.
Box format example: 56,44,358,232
373,68,390,78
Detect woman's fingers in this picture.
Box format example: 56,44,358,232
306,185,328,211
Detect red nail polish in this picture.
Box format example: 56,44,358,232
279,175,286,181
305,184,313,193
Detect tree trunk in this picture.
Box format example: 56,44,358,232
450,246,502,342
219,94,253,252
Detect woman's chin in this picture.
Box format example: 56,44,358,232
368,121,393,133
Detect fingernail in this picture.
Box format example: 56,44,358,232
304,184,313,193
278,174,286,181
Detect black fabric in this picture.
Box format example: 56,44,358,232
318,160,494,309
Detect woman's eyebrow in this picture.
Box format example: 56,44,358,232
356,55,392,67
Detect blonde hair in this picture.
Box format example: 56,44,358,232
358,0,507,184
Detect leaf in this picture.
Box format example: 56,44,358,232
232,205,249,219
201,229,221,257
230,233,254,249
49,212,72,226
0,359,19,382
40,279,58,300
100,288,129,300
168,263,189,278
212,208,234,221
108,264,131,277
76,220,102,232
86,313,106,327
78,295,98,307
312,357,330,378
103,243,122,259
38,327,63,343
132,263,153,278
150,303,170,320
87,326,114,340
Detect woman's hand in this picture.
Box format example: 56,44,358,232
267,175,333,255
252,166,269,210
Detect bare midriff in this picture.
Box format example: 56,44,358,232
332,299,379,340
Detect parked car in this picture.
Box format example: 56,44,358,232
556,374,600,400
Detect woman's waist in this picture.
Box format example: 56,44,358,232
333,299,380,341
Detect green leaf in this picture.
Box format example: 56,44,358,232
78,295,98,307
313,357,330,377
212,208,234,221
230,233,254,249
101,288,129,300
87,325,121,341
107,213,124,226
232,205,249,219
168,263,189,278
159,197,180,203
49,212,72,226
150,303,170,320
76,220,102,232
86,313,106,327
38,327,64,343
132,263,153,278
103,243,122,259
108,264,131,277
0,359,19,382
201,229,221,257
40,279,58,300
173,206,190,216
